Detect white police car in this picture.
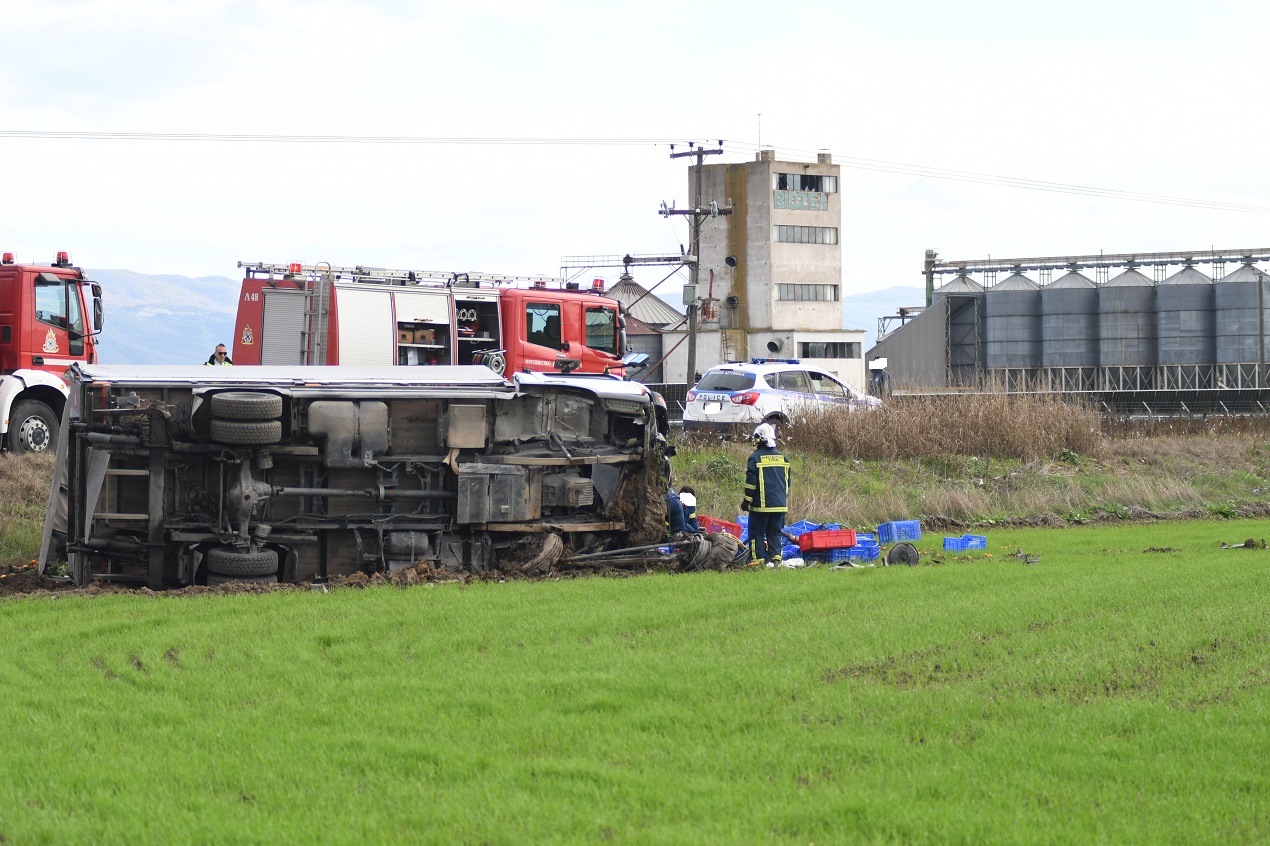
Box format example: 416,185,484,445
682,359,880,432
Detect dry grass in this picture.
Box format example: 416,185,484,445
783,392,1102,462
0,452,55,567
674,396,1270,528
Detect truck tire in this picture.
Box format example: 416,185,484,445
210,419,282,445
8,400,59,455
208,573,279,586
207,547,280,577
210,391,282,421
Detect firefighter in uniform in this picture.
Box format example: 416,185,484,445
740,422,791,567
205,344,233,366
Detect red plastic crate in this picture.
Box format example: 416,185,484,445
698,515,743,539
798,528,857,553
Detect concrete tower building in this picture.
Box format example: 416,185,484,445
662,149,868,389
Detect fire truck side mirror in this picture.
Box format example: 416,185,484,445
93,297,104,331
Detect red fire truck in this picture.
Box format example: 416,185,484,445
0,250,103,454
232,262,630,376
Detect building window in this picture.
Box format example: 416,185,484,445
776,284,839,302
799,341,861,359
775,225,838,245
772,173,838,193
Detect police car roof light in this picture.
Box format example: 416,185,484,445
750,357,800,365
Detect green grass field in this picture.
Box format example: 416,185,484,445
3,519,1269,844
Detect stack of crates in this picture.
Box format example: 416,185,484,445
943,534,987,551
841,531,880,561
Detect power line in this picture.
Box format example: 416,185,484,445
720,140,1270,215
6,129,1267,214
0,130,675,146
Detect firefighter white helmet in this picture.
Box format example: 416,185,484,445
752,422,777,448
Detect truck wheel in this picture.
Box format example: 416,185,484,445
208,573,279,586
210,391,283,420
8,400,58,455
207,547,280,577
210,419,282,445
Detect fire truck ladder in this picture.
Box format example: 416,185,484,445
240,262,562,289
301,267,333,365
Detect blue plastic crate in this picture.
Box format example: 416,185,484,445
878,520,922,544
961,534,987,549
785,520,820,537
736,514,749,528
855,532,877,544
943,536,970,551
844,545,880,561
781,543,800,560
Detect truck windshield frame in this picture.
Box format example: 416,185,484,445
584,306,618,355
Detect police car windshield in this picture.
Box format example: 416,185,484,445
696,371,755,392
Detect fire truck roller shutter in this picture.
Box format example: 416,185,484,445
261,289,306,366
335,287,394,365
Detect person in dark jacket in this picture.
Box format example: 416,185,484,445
740,422,791,566
678,485,701,533
205,344,233,366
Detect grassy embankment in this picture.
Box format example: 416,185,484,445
2,519,1270,843
674,393,1270,530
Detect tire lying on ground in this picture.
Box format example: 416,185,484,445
207,547,279,577
208,573,279,586
210,391,283,421
209,419,282,445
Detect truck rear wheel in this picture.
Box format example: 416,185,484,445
210,419,282,445
8,400,58,455
210,391,283,421
207,547,280,577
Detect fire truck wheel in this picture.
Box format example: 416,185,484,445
210,391,283,421
8,400,59,455
208,572,279,586
207,547,280,577
210,419,282,445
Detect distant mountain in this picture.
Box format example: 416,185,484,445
90,269,240,365
842,285,925,350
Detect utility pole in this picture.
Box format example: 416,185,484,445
666,142,729,389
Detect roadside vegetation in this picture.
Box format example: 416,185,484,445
673,395,1270,530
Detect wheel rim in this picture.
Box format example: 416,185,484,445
19,416,50,451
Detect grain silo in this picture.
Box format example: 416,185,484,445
1041,270,1099,390
1214,262,1270,389
983,272,1041,386
1099,268,1156,390
1155,265,1214,389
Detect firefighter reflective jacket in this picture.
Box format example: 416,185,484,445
742,446,791,513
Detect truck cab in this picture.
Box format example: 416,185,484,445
0,251,103,453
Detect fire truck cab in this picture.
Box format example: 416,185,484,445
0,251,103,454
233,263,628,377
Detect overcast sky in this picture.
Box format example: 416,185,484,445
5,0,1270,302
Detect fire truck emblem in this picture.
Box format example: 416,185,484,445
42,329,60,354
241,324,255,345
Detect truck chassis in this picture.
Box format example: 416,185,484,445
42,365,735,588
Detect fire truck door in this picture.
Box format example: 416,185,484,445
29,272,82,373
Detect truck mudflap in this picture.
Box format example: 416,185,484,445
42,364,693,588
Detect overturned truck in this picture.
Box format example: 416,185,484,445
40,364,739,588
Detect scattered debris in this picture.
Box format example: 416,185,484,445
1013,548,1041,565
1219,538,1266,549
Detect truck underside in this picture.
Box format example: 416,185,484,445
43,365,737,588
